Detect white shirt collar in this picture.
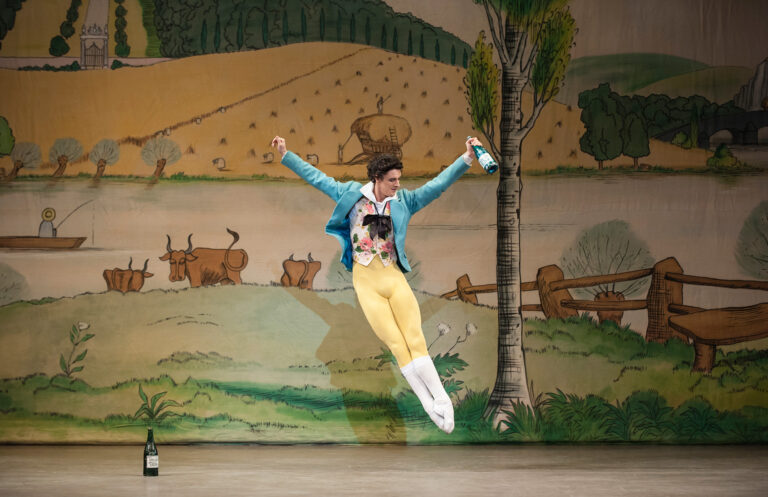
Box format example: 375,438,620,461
360,182,397,206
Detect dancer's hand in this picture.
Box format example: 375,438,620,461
271,136,287,158
465,136,481,156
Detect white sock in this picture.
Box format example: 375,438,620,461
411,356,454,434
401,362,437,422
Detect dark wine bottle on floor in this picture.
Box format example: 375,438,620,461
143,427,159,477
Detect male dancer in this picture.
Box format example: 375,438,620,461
272,135,483,433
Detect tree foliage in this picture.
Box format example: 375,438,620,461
49,138,83,163
114,0,130,57
150,0,470,66
0,115,13,157
90,139,120,166
736,201,768,280
10,142,41,168
142,137,181,166
0,0,27,51
560,220,655,298
463,32,498,146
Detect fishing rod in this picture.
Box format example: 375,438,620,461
55,199,94,230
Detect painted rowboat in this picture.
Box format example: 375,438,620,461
0,236,87,249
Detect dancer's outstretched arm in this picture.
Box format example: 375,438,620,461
400,137,481,213
272,135,351,201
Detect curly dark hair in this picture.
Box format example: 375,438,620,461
367,154,403,182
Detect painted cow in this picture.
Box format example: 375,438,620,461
280,253,321,290
103,258,154,293
159,228,248,287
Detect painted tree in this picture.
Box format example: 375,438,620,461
89,139,120,179
7,142,41,181
736,201,768,280
0,116,14,158
622,112,649,169
141,137,180,179
579,84,623,170
49,138,83,177
465,0,575,428
560,220,654,324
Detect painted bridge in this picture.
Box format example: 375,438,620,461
654,111,768,149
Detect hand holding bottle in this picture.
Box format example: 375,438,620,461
466,136,498,174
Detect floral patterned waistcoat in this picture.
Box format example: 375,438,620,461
348,196,397,267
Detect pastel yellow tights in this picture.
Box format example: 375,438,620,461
352,257,428,367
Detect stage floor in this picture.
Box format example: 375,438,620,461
1,445,766,496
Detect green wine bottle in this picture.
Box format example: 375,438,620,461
467,136,498,174
143,427,159,477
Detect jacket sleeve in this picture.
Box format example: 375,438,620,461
400,155,471,214
281,151,346,201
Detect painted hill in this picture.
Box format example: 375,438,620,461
558,53,710,106
0,43,709,179
634,66,753,104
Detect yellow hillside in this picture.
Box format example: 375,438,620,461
0,42,708,179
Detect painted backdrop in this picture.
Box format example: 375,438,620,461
0,0,767,444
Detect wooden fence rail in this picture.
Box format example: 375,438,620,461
441,256,768,372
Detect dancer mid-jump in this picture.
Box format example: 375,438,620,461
272,135,483,433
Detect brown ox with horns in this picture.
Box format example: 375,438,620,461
159,228,248,287
103,258,154,293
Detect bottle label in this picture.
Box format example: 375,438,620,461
146,455,159,468
478,153,495,168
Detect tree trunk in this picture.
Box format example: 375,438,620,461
5,160,23,181
595,291,625,325
95,159,106,179
153,158,167,179
485,25,531,428
598,159,604,170
52,156,68,177
633,157,639,170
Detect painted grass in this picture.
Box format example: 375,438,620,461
0,288,766,443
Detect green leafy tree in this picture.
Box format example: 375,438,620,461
141,137,181,179
0,0,26,51
407,29,412,55
49,137,83,177
282,10,289,44
736,201,768,280
364,16,371,45
319,8,325,41
114,0,130,57
89,139,120,179
49,35,69,56
300,8,306,42
465,0,575,427
7,141,41,181
622,112,649,169
349,13,355,42
419,32,424,57
336,9,342,42
579,83,623,169
237,11,244,49
706,143,742,169
450,44,456,65
201,18,208,52
464,32,498,146
214,13,221,51
262,13,268,47
0,116,14,158
434,38,440,61
392,27,398,52
380,24,387,48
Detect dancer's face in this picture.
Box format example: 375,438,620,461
374,169,401,201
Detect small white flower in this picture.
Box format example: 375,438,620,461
466,322,478,336
436,322,451,336
77,322,90,331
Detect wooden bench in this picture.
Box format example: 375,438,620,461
668,303,768,372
